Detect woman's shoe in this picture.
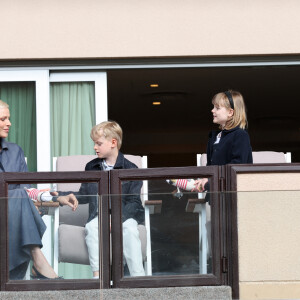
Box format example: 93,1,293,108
31,265,63,280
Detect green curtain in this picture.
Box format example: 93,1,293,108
50,82,96,158
50,82,96,279
0,82,37,171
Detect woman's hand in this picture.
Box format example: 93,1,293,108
192,178,208,192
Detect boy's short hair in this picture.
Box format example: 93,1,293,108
212,90,247,130
0,100,9,109
90,121,123,150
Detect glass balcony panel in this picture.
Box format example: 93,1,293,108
117,178,212,277
7,182,100,280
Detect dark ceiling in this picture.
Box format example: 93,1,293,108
107,66,300,166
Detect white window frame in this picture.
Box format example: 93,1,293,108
1,59,297,171
0,70,50,171
0,70,108,270
50,72,108,125
0,70,108,172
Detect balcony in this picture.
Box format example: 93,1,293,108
0,163,300,299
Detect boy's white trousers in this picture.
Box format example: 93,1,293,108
85,216,145,276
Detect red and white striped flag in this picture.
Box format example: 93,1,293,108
26,188,41,202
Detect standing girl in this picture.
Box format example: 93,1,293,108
195,90,253,191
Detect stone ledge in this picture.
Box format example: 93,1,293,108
0,286,231,300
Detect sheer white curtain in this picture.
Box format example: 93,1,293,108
50,82,96,279
50,82,95,158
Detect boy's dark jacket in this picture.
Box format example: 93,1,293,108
60,152,144,224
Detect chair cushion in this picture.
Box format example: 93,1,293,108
58,224,90,265
56,154,143,191
252,151,286,163
56,155,97,191
59,204,89,227
59,224,147,265
124,154,143,168
200,154,207,166
199,151,287,166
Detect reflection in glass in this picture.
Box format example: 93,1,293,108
55,181,99,280
121,179,146,277
8,188,47,280
120,178,212,277
8,182,99,280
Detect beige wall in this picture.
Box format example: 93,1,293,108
1,0,300,60
237,173,300,299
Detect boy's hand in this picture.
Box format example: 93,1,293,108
57,194,78,211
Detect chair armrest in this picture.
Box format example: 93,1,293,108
186,198,206,213
34,201,59,216
144,200,162,214
34,201,60,208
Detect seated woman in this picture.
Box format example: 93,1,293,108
0,99,78,280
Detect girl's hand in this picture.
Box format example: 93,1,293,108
200,178,208,191
192,178,208,192
192,179,202,192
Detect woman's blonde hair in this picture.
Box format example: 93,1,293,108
0,100,9,109
90,121,123,150
212,90,247,130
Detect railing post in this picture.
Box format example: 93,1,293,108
0,173,8,290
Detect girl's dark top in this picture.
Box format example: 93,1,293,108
206,126,253,166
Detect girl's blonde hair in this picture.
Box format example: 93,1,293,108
212,90,248,130
0,100,9,109
90,121,123,150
